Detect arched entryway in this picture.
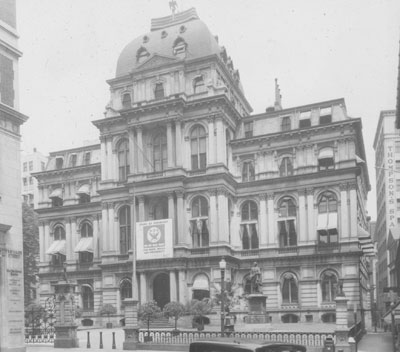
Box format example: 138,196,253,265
153,273,170,308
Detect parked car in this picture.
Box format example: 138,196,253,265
189,340,307,352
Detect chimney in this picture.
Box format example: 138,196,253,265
274,78,282,111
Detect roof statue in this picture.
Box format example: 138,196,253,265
274,78,282,111
169,0,178,18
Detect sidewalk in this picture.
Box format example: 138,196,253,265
357,331,394,352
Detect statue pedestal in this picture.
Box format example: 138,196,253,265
53,281,79,348
123,298,139,350
245,294,269,324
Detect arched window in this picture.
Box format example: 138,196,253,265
119,206,131,254
193,76,205,94
121,92,132,108
49,188,63,207
47,225,66,266
190,125,207,170
154,83,164,100
321,271,338,302
279,157,293,177
282,273,298,304
136,47,149,64
317,192,338,245
120,279,132,301
281,116,291,131
190,196,209,248
117,139,130,181
153,133,167,171
152,198,168,220
77,184,90,204
77,222,93,264
242,161,255,182
278,198,297,247
81,285,94,311
240,201,259,250
54,225,66,241
173,38,187,57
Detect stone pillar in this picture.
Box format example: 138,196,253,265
298,190,307,242
178,270,187,303
215,117,226,164
175,119,182,167
168,192,176,244
70,219,77,261
138,196,145,222
340,183,349,239
93,215,99,259
39,221,45,262
140,273,147,304
217,189,229,243
101,203,109,251
267,193,275,246
123,299,139,350
65,219,73,261
306,188,315,242
335,290,351,352
108,204,115,252
100,136,107,180
208,117,215,164
209,190,218,244
167,122,173,168
259,194,268,246
170,271,177,302
113,208,119,253
136,127,143,173
176,191,186,245
349,182,357,238
128,127,136,174
106,138,114,180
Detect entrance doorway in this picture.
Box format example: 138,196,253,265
153,273,170,308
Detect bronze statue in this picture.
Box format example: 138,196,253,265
249,262,262,294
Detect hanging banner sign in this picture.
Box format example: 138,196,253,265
136,219,173,260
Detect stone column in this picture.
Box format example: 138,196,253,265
168,192,176,244
136,127,143,173
335,290,351,352
170,271,177,302
178,270,187,303
108,204,115,252
306,188,316,242
113,207,119,252
209,189,218,244
44,221,50,261
176,191,186,245
39,221,45,262
138,196,145,222
102,203,109,251
217,189,229,243
349,182,357,238
298,189,307,242
93,215,99,259
215,117,226,164
140,273,147,304
267,193,275,246
175,119,182,167
259,194,268,246
106,138,114,180
208,117,215,164
167,122,173,168
70,218,77,261
128,127,136,174
100,136,107,180
65,218,73,261
340,183,349,239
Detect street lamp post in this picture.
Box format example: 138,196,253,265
391,302,396,352
219,258,226,337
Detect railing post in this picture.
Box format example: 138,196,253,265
112,331,116,349
87,331,90,348
99,331,103,349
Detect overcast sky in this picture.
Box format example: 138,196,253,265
16,0,400,219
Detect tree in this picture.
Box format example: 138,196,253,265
138,301,161,340
188,298,213,330
22,203,39,306
99,304,117,327
163,301,186,331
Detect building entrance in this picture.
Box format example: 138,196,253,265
153,273,170,308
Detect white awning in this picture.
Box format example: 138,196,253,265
320,107,331,116
74,237,93,253
76,184,90,195
317,213,337,230
318,148,334,159
46,240,66,255
192,274,209,291
49,188,63,199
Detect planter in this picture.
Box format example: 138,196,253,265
106,322,113,329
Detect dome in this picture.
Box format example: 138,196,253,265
116,8,222,77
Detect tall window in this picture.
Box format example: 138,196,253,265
317,192,338,245
118,140,130,181
190,196,209,248
81,285,94,311
81,222,93,238
278,198,297,247
154,83,164,100
122,93,131,108
318,148,334,171
281,116,291,131
242,161,255,182
69,154,77,167
240,201,259,250
84,152,91,165
279,157,293,177
244,122,253,138
153,133,167,171
282,273,298,304
321,271,338,302
153,198,168,220
120,279,132,301
119,206,131,254
190,125,207,170
193,76,205,94
79,222,93,263
56,157,63,169
52,225,66,266
54,225,66,241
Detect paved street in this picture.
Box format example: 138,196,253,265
358,332,394,352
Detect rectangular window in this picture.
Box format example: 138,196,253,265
29,176,33,185
320,114,332,125
299,119,311,128
70,154,77,167
84,152,91,165
29,161,33,171
56,157,63,169
23,177,27,186
41,161,46,170
319,158,334,171
23,162,27,172
244,122,253,138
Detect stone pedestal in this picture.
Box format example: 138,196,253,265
245,294,269,324
123,298,139,350
335,294,351,352
53,281,79,348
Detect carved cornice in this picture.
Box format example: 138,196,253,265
339,183,348,192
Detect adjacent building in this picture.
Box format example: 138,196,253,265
0,0,29,351
21,148,48,208
35,8,373,328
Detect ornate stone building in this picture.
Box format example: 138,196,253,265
35,8,373,327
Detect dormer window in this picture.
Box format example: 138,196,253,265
84,152,91,165
69,154,77,167
121,93,131,108
193,76,205,94
154,83,164,100
244,122,253,138
55,157,63,169
299,111,311,128
281,116,291,131
173,38,187,58
136,47,150,64
319,107,332,124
